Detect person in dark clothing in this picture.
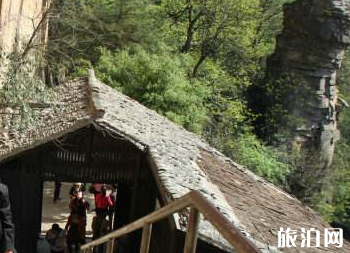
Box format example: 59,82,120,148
65,215,81,253
53,181,61,203
0,183,15,253
67,193,89,245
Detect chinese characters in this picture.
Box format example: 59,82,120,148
278,228,343,248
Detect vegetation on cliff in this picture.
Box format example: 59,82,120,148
3,0,350,233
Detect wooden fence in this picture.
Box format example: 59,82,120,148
80,190,261,253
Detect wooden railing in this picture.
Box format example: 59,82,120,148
80,190,261,253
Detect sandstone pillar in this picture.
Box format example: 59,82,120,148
266,0,350,167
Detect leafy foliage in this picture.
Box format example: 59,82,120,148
94,46,208,133
230,134,291,185
46,0,295,185
4,0,350,231
0,49,53,129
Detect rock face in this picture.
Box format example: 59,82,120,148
267,0,350,167
0,0,47,51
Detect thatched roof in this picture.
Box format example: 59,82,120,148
0,70,349,252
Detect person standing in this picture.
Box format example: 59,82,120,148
67,192,89,246
53,181,62,203
0,183,15,253
93,185,115,242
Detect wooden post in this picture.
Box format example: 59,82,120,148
80,248,91,253
106,239,115,253
140,223,152,253
183,207,200,253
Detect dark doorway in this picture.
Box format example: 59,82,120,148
0,125,158,253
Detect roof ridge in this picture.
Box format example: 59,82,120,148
88,69,106,119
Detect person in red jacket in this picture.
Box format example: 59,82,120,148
95,186,114,213
93,185,115,242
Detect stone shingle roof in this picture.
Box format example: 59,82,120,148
198,150,350,253
0,78,94,162
0,70,349,252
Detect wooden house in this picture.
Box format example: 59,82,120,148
0,71,349,253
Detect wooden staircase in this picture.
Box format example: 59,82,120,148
80,191,261,253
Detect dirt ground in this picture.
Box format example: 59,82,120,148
41,182,96,236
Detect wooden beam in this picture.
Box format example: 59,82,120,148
129,154,141,221
81,190,262,253
81,194,192,249
189,191,260,253
183,207,200,253
139,223,152,253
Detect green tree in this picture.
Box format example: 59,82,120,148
94,46,209,133
163,0,257,77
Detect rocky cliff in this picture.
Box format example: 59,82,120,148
0,0,46,51
266,0,350,167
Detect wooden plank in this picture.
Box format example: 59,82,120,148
189,191,260,253
106,239,115,253
114,183,132,229
183,207,200,253
129,155,142,221
140,223,152,253
81,195,192,249
81,190,262,253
